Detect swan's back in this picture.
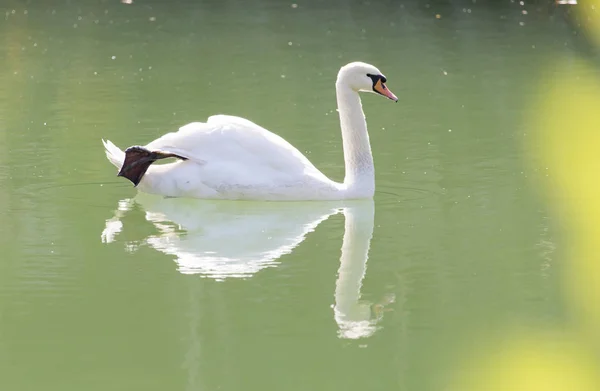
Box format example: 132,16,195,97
147,115,319,176
137,115,338,199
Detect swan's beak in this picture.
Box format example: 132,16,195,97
374,80,398,102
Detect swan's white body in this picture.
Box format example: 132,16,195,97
102,62,396,201
104,115,347,200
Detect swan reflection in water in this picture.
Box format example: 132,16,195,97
101,194,394,339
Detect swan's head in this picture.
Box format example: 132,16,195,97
337,62,398,102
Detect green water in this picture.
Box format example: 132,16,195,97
0,1,580,390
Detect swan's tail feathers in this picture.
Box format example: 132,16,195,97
117,146,188,186
102,139,126,169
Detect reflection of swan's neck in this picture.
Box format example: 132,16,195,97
336,83,374,195
334,202,375,339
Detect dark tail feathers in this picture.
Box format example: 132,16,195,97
118,146,187,186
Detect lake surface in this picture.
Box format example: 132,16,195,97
1,1,596,390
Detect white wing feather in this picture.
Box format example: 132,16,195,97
144,115,327,181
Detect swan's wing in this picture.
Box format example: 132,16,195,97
143,121,213,164
144,115,326,179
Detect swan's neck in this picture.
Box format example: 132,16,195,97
336,84,375,195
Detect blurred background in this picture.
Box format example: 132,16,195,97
1,0,600,390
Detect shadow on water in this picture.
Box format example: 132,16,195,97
101,193,393,339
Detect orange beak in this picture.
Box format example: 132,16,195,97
374,79,398,102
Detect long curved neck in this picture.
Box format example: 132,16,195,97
336,83,375,194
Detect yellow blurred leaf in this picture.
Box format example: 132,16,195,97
527,57,600,343
452,331,600,391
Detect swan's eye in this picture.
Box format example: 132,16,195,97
366,73,386,84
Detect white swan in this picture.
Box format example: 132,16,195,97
102,61,397,201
